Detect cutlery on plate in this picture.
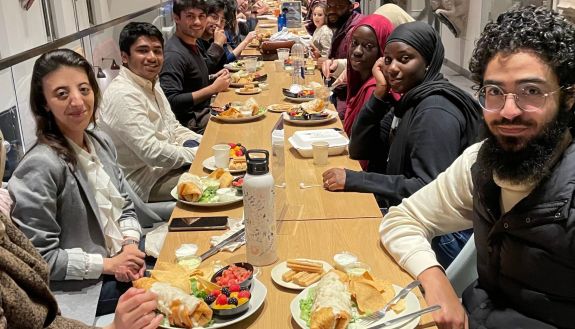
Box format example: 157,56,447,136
367,304,441,328
299,182,323,189
199,228,245,261
358,280,421,326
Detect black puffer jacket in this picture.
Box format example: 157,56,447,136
466,143,575,329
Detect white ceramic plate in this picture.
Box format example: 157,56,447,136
224,62,263,72
203,156,246,174
267,103,297,113
160,278,267,328
282,110,338,126
271,259,333,290
259,23,276,28
290,283,421,329
235,88,262,95
211,110,267,123
284,95,316,103
170,186,242,207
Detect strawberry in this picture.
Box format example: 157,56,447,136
238,290,251,299
216,294,228,305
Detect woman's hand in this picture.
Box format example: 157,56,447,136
418,267,469,329
244,31,257,43
322,168,346,191
104,288,163,329
104,246,145,282
372,57,389,98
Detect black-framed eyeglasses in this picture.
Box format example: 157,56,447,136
476,84,572,113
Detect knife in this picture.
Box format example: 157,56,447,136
369,305,441,328
199,228,245,261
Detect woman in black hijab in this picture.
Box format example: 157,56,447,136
322,21,481,267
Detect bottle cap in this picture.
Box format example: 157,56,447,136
246,149,269,175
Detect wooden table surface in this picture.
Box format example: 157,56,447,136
157,218,436,328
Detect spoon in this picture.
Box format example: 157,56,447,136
299,182,323,189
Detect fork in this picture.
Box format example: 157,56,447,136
299,182,323,189
358,280,421,327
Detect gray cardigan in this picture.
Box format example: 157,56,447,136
8,130,138,281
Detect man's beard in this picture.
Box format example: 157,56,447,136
477,103,572,184
327,12,351,29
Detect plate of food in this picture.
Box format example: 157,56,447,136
282,99,337,126
229,71,267,88
266,103,297,113
134,262,267,329
282,87,315,103
290,270,421,329
271,258,333,290
211,98,267,123
171,170,243,207
259,23,276,28
235,86,262,95
224,60,263,72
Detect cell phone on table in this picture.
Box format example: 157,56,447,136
168,216,228,231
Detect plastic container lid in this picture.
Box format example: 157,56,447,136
291,129,349,149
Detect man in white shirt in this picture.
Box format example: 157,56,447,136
379,6,575,329
99,22,202,202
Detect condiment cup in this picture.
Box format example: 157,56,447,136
344,261,372,278
213,144,231,168
333,251,358,271
312,141,329,166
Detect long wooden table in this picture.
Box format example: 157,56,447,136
158,47,437,328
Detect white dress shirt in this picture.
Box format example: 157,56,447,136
98,67,202,201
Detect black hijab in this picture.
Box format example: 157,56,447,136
385,21,482,145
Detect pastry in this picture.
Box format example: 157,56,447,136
219,171,234,188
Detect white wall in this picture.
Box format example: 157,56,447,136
0,0,48,58
440,0,485,77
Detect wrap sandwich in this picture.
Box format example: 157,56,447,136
310,271,352,329
133,279,213,328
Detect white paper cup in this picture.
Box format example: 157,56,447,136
212,144,231,168
274,59,284,72
312,141,329,166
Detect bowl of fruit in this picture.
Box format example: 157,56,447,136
228,143,247,157
204,285,252,317
211,262,254,291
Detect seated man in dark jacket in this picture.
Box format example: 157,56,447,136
380,6,575,329
160,0,230,133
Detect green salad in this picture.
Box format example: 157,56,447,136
299,288,316,326
198,179,220,203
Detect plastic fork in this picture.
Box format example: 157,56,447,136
299,182,323,189
358,280,421,327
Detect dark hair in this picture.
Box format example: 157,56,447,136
119,22,164,54
206,0,226,15
470,5,575,88
223,0,237,32
173,0,208,17
29,49,100,166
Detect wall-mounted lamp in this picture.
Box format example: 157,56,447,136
102,57,120,70
94,66,106,79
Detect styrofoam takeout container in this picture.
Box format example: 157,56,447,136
288,129,349,158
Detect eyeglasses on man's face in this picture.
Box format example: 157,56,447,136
476,83,572,113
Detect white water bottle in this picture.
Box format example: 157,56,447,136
243,150,277,266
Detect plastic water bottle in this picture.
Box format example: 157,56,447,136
278,13,286,32
243,150,277,266
291,42,306,86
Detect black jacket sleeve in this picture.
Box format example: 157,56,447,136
204,43,226,74
345,97,466,207
349,94,395,162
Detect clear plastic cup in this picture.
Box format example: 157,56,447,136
244,56,258,73
277,48,290,62
312,141,329,166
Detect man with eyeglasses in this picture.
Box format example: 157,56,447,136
380,6,575,329
160,0,230,134
198,0,257,73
